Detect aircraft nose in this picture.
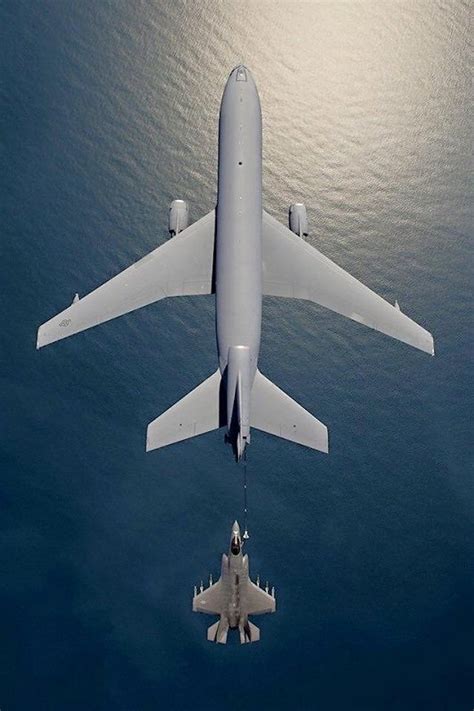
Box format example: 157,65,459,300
230,522,241,555
235,65,247,82
229,65,250,83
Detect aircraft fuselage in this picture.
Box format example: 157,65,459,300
220,534,250,630
215,65,262,457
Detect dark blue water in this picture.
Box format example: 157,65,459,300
2,2,472,709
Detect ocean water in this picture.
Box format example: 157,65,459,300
1,1,472,709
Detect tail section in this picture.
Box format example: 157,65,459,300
207,618,229,644
239,620,260,644
146,364,328,455
250,370,328,453
226,346,251,461
146,369,224,451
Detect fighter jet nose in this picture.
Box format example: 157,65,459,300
230,523,241,555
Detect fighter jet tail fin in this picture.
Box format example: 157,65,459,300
240,621,260,644
146,369,224,451
250,370,328,453
208,618,229,644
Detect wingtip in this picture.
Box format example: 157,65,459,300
36,323,56,350
423,332,435,356
417,330,435,356
145,424,158,452
318,425,329,454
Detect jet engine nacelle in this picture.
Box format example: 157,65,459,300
168,199,189,236
289,203,308,237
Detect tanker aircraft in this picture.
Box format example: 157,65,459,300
37,65,434,460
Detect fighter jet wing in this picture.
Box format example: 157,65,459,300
246,581,276,615
37,210,215,349
262,210,434,355
192,580,223,616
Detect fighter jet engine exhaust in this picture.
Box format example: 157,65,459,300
168,199,189,236
289,203,308,237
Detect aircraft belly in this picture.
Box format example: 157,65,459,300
226,559,246,628
216,66,262,373
216,229,262,373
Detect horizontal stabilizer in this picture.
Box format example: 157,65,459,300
250,370,328,453
208,618,229,644
146,370,223,451
240,621,260,644
262,210,434,355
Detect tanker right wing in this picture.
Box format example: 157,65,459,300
37,210,215,349
262,210,434,355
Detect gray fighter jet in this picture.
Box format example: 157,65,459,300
193,521,275,644
37,65,434,460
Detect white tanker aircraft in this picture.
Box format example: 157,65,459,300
37,65,434,460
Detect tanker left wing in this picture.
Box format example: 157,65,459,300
262,210,434,355
37,210,215,349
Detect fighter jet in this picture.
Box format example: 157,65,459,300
37,65,434,460
193,521,275,644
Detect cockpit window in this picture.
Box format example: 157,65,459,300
231,535,241,555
